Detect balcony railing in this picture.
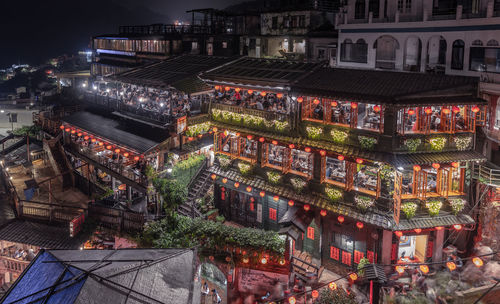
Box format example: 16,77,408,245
210,103,295,134
68,142,148,187
2,256,30,274
474,164,500,187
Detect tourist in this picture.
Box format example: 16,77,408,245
201,282,210,304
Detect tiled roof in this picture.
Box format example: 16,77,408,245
62,111,167,154
112,55,236,93
395,214,475,231
0,220,84,249
393,150,486,167
208,165,393,229
200,57,323,88
293,68,479,104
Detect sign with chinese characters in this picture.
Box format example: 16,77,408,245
393,171,402,225
176,116,187,134
257,204,262,223
69,213,85,237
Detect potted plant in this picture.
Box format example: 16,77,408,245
401,202,418,219
325,186,343,203
217,155,232,170
354,195,375,211
290,177,307,193
237,161,253,176
267,171,282,185
448,198,465,215
426,200,442,216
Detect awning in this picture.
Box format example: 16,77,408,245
392,150,486,167
394,213,475,231
279,206,313,233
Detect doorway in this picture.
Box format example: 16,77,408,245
397,234,428,263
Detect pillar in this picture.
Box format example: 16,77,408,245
432,229,445,269
127,185,132,201
381,229,393,273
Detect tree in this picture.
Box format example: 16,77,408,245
316,288,357,304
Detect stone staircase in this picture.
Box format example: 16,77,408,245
178,166,211,218
43,135,74,189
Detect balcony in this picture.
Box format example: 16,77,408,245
210,103,294,135
1,256,30,275
473,163,500,187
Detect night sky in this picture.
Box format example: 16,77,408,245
0,0,243,69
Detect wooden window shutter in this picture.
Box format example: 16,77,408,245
307,227,315,240
342,251,352,266
367,250,375,263
426,240,434,258
354,250,364,264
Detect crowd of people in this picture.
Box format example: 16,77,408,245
213,89,291,114
92,82,202,122
2,247,37,262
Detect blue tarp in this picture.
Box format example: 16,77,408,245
2,251,86,304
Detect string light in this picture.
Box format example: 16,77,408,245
454,224,462,230
311,290,319,299
446,261,457,271
288,296,296,304
328,282,337,290
261,257,267,265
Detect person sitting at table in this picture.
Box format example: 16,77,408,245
326,164,333,178
255,100,264,110
313,104,323,120
223,143,230,152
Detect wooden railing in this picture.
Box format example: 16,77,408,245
474,164,500,187
1,256,30,274
18,200,85,223
210,103,295,133
89,204,145,232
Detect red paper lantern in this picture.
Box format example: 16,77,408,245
356,222,364,229
71,130,76,134
222,178,228,184
356,158,364,164
351,102,358,109
259,191,265,197
313,98,320,105
134,156,140,161
114,149,120,153
337,155,344,161
395,231,403,237
420,265,429,274
272,140,278,145
288,200,294,206
396,265,405,274
373,105,381,112
432,163,440,169
425,107,433,115
311,290,319,299
288,296,296,304
435,226,444,231
260,91,266,97
277,93,283,98
297,97,303,103
246,186,252,192
236,133,240,137
224,86,230,91
349,273,358,281
242,257,249,264
320,210,327,217
329,282,337,290
91,138,96,143
65,128,71,132
320,150,326,156
60,125,65,130
261,257,267,264
259,137,265,143
471,106,480,113
211,174,217,180
212,127,218,132
235,88,241,93
331,101,338,107
77,132,82,136
289,144,295,149
123,152,129,157
337,215,345,223
214,85,220,90
453,224,462,230
472,257,484,267
408,109,415,115
446,261,457,271
247,135,253,140
442,108,451,115
98,142,104,146
452,106,460,113
303,204,310,211
188,137,193,141
414,228,422,234
451,162,459,168
247,90,253,95
413,165,421,172
304,147,311,153
234,182,240,188
273,195,279,201
279,258,286,266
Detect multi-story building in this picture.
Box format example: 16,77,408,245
198,57,486,274
336,0,500,77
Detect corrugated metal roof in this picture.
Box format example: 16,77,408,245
62,111,167,154
2,249,197,304
112,55,236,93
0,220,84,249
200,57,323,88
